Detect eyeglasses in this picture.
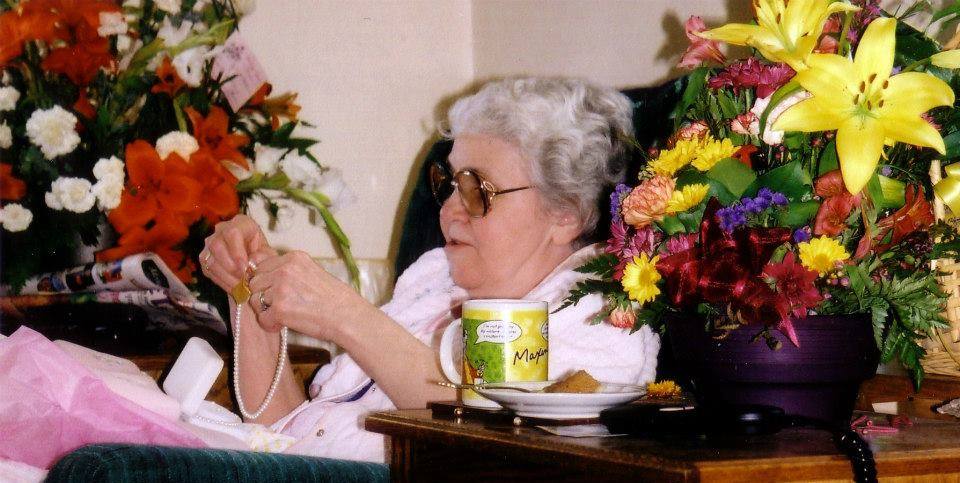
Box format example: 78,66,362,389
429,161,531,218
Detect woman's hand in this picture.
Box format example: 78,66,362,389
247,251,361,340
200,214,275,293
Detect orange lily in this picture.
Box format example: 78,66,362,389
107,140,202,235
151,57,186,97
191,149,240,225
0,163,26,201
185,106,250,169
23,0,121,85
73,89,96,119
97,212,195,282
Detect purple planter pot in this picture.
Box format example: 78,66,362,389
669,314,880,423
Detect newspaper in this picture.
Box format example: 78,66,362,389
2,253,226,333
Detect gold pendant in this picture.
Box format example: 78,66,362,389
232,280,252,305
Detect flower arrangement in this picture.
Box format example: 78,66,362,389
562,0,960,387
0,0,357,303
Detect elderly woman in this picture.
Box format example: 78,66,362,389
200,77,659,462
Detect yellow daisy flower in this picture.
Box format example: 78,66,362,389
691,136,739,171
665,183,709,214
797,236,850,275
621,253,661,305
646,380,682,398
647,138,700,177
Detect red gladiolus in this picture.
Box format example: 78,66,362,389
813,170,861,237
873,184,934,253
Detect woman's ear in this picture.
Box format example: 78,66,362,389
549,210,583,246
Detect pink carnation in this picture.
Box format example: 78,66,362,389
608,307,637,329
708,58,795,98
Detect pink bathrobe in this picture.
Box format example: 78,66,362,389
273,244,660,463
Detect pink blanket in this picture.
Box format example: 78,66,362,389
0,327,205,468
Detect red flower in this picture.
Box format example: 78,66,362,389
23,0,121,85
606,221,658,280
185,148,240,226
73,89,96,119
678,16,725,69
814,195,858,237
186,106,251,169
813,170,861,237
733,144,757,168
0,163,26,201
106,140,202,235
763,253,822,319
707,57,795,98
873,184,934,253
151,57,186,97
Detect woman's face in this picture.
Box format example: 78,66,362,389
440,134,578,298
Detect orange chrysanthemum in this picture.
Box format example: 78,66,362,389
151,57,186,97
185,106,250,169
0,163,27,201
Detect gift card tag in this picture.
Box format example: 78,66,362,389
212,32,269,112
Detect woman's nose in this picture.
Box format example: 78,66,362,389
439,189,468,222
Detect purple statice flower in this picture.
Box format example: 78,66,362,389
717,205,748,232
793,227,812,244
880,165,892,177
741,197,763,214
610,183,631,224
771,192,788,206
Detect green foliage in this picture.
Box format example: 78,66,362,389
820,257,949,389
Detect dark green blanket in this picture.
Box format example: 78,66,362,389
45,444,389,483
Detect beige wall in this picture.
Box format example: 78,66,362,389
241,0,749,263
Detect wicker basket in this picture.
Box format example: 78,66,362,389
921,160,960,377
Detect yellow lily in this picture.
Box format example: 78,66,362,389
697,0,859,71
773,18,954,194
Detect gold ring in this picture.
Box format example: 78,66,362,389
259,290,271,312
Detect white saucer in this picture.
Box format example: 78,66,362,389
474,381,645,420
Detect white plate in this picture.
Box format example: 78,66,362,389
474,381,645,420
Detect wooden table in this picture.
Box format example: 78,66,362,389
365,407,960,482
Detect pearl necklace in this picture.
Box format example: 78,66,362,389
233,300,288,420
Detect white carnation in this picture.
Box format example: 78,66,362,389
156,131,199,160
45,191,63,210
93,156,125,181
122,0,142,7
171,46,211,87
0,122,11,150
0,86,19,111
154,0,181,14
47,177,96,213
254,143,285,174
749,91,812,146
157,17,194,48
97,12,128,37
1,70,10,85
280,153,324,190
230,0,256,15
26,106,80,160
93,176,124,210
0,203,32,232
